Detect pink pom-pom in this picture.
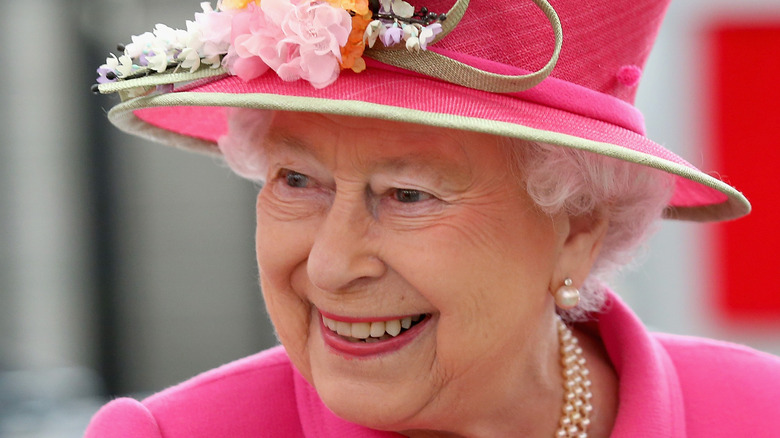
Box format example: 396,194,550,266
616,65,642,88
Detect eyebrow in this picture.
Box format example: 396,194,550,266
264,131,314,156
265,129,471,185
374,153,464,178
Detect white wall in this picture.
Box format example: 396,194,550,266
1,0,276,403
1,0,95,375
624,0,780,354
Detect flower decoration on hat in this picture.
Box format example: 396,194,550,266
96,0,446,92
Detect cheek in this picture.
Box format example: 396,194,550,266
255,201,318,378
386,204,558,353
417,205,559,285
255,189,319,282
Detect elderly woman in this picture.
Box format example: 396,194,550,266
86,0,780,437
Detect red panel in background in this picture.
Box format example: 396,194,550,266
708,22,780,320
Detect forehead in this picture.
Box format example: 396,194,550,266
263,112,505,174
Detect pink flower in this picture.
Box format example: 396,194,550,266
193,3,235,60
222,4,272,81
224,0,352,88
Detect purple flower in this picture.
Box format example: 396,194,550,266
381,24,402,46
419,23,442,50
96,66,116,84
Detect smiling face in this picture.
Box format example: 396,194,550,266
254,112,579,434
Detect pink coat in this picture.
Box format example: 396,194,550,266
84,293,780,437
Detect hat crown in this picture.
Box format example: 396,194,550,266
426,0,672,103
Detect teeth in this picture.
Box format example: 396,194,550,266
351,322,371,339
370,321,386,338
385,319,402,337
336,321,351,337
322,314,424,340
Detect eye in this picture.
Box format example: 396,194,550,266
393,189,432,203
282,169,310,188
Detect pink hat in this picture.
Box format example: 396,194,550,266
95,0,750,222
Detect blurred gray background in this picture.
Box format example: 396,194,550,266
1,0,778,437
1,1,274,436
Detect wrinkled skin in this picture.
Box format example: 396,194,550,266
254,112,609,437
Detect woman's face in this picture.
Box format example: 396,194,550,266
255,112,574,432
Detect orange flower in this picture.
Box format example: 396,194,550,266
325,0,370,17
339,4,371,73
220,0,260,10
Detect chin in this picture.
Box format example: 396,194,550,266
315,381,425,432
304,336,434,432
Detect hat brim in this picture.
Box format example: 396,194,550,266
101,67,750,222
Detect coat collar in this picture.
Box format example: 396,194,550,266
598,290,687,437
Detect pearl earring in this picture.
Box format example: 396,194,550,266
554,278,580,309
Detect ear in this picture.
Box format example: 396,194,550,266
550,207,609,291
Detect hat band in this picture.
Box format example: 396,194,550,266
366,0,563,93
365,52,646,136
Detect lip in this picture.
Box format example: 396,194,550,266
319,309,422,324
318,310,431,358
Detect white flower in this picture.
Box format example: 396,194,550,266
99,54,134,80
402,23,419,40
202,55,223,69
405,36,420,52
185,20,205,49
146,48,169,73
124,32,156,58
392,0,415,17
200,1,215,13
183,20,207,64
112,54,135,77
178,47,201,72
153,24,188,51
380,0,414,18
363,20,382,48
418,23,442,50
102,55,118,70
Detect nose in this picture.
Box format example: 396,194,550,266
307,192,386,292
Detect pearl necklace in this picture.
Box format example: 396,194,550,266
555,317,593,438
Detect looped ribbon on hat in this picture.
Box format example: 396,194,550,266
365,0,563,93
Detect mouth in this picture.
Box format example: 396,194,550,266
321,313,428,343
318,311,431,357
